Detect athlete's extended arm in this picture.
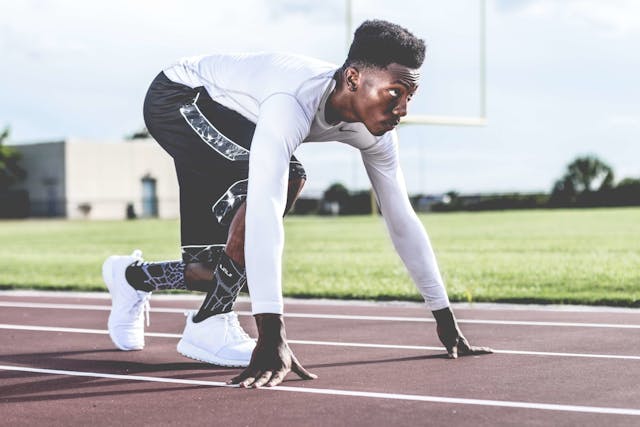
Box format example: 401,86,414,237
362,133,492,358
228,94,317,387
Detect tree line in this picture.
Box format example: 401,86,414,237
0,127,25,190
0,127,29,218
547,155,639,208
1,126,637,216
430,155,639,212
298,155,640,215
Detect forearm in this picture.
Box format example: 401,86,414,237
363,141,450,311
244,172,287,315
384,211,450,310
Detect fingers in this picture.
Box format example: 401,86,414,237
291,354,318,380
251,371,273,388
447,345,458,359
229,357,317,388
228,365,288,388
239,376,257,388
445,336,459,359
228,368,254,385
265,369,288,387
466,345,494,355
229,371,268,388
459,337,491,354
231,368,288,388
447,337,493,359
228,368,266,388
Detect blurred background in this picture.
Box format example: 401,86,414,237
1,0,639,218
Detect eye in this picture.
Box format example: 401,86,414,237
388,89,400,98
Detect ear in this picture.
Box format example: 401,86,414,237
344,66,360,92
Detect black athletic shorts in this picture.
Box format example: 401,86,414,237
143,72,306,264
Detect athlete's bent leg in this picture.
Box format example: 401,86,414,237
192,175,306,321
121,175,305,299
124,247,220,293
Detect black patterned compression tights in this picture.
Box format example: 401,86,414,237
125,260,187,292
192,252,246,321
124,253,246,320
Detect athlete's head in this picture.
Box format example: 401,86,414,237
339,20,425,136
345,19,425,70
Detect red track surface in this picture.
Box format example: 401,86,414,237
1,291,639,426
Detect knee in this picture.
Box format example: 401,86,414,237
285,177,306,213
289,176,306,194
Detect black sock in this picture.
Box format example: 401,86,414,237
193,252,246,322
125,260,186,292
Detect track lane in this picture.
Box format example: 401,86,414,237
1,292,639,426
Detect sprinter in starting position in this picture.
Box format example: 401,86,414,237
102,19,492,389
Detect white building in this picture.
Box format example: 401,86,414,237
13,139,179,219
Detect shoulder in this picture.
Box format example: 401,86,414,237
172,51,336,81
225,52,337,83
265,52,336,74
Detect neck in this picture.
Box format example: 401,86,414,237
326,72,358,124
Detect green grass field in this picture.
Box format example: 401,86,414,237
0,208,638,306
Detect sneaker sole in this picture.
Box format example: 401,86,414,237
177,339,250,368
109,333,143,351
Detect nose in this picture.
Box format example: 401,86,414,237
393,98,408,117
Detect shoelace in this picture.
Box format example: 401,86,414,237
132,292,151,327
227,313,251,341
129,250,150,327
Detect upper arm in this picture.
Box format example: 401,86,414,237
247,94,309,212
243,94,310,314
362,132,418,235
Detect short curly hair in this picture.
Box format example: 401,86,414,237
343,20,426,69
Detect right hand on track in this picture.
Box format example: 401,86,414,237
227,313,317,388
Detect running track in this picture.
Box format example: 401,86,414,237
1,291,639,426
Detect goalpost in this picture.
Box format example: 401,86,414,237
344,0,488,213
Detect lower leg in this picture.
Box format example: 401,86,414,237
191,204,247,321
193,176,306,321
125,259,223,292
126,176,306,315
125,260,187,292
125,247,223,293
223,203,246,266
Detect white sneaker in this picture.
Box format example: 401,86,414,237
177,311,255,367
102,249,151,351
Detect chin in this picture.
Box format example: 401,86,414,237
375,125,395,136
367,123,390,136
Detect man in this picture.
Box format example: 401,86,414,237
103,19,492,389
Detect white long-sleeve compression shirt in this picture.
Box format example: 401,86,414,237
163,52,450,314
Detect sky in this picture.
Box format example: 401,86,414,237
1,0,639,197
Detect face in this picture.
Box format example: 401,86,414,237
348,63,420,136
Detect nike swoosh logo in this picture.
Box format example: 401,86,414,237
338,125,358,133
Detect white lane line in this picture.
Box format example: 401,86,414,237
4,290,639,314
289,339,640,360
1,364,639,416
1,323,639,361
1,301,639,329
